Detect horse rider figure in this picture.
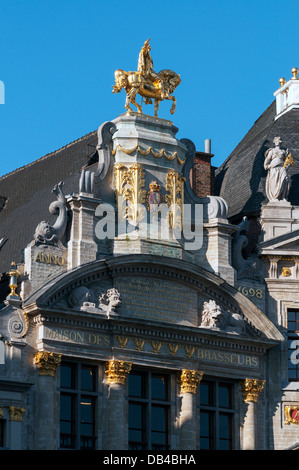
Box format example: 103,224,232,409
137,39,166,99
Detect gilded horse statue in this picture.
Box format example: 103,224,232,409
112,39,181,117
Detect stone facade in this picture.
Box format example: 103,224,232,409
0,100,296,451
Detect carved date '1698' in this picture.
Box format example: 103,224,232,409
237,285,263,299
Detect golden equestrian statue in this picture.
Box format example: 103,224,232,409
112,39,181,117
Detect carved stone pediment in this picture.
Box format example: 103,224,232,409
23,255,284,343
259,229,299,257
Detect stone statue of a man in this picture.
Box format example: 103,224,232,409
264,137,293,202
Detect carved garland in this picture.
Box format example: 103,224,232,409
112,144,186,165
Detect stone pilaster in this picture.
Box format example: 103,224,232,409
67,193,100,269
241,378,265,450
34,351,62,449
204,219,236,285
178,370,203,450
105,360,132,450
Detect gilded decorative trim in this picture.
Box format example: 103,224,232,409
167,343,179,356
178,369,204,394
8,406,26,422
184,345,196,358
165,171,185,229
132,338,145,351
149,341,162,354
285,405,299,425
281,267,291,277
115,336,129,348
112,144,185,165
241,378,265,403
105,360,132,385
34,351,62,376
114,163,146,224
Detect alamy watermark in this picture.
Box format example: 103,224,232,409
94,199,203,251
0,80,4,104
290,340,299,365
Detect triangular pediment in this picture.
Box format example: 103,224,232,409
259,229,299,256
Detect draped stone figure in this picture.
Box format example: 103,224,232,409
264,137,293,202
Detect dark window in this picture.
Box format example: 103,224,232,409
59,362,97,449
200,380,235,450
288,310,299,381
128,371,170,450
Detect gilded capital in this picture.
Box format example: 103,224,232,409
8,406,26,422
34,351,62,376
241,378,265,403
105,360,132,385
179,369,204,394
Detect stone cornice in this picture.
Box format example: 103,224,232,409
33,311,275,353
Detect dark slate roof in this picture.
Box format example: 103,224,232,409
0,130,97,275
215,101,299,222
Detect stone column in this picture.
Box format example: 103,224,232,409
178,369,203,450
241,378,265,450
105,360,132,450
34,351,62,449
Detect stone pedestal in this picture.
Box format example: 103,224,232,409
67,193,100,269
260,200,293,241
204,219,236,285
23,244,67,298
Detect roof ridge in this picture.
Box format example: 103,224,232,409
0,129,97,181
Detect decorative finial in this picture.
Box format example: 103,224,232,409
292,67,299,79
7,262,21,299
279,77,286,87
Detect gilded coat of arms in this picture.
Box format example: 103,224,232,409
147,181,163,216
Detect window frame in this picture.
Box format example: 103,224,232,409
59,361,99,450
128,370,171,450
199,379,236,450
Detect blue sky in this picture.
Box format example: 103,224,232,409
0,0,299,177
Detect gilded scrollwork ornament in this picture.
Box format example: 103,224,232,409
114,163,146,225
241,378,265,403
8,406,26,422
105,360,132,385
165,171,185,229
285,405,299,425
34,351,62,377
178,369,204,394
